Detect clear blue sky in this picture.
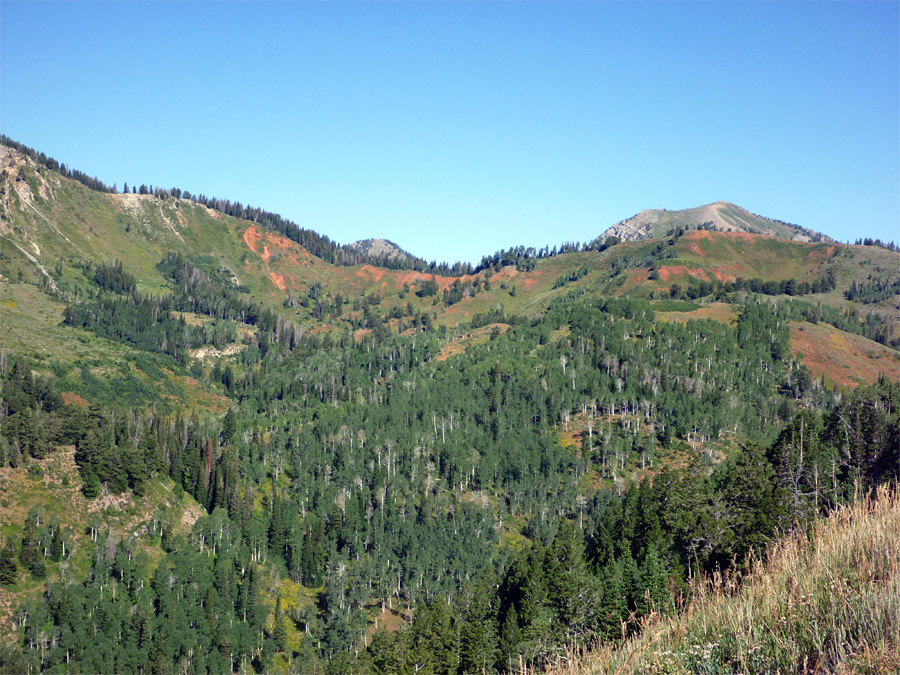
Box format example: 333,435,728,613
2,2,897,264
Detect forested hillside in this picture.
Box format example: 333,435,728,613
1,140,898,674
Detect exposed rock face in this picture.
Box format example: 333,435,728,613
347,238,411,260
598,201,832,243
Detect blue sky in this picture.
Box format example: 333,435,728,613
2,2,897,264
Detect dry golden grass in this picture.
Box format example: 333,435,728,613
538,485,900,675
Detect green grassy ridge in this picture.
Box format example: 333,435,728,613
1,163,243,292
0,154,869,303
4,146,894,297
3,143,897,365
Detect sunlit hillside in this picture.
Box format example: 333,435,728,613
542,485,900,675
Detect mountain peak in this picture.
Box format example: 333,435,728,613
346,238,414,261
598,202,832,244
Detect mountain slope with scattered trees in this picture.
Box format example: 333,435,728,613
0,138,898,675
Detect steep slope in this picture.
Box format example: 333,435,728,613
790,321,900,388
598,200,832,243
1,145,251,292
548,485,900,675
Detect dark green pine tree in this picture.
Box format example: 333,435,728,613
636,545,670,618
597,560,627,641
720,443,789,564
545,520,597,639
81,469,101,499
18,510,38,571
96,442,128,493
273,596,288,653
222,407,237,443
147,622,172,675
459,576,499,675
0,540,18,585
369,628,401,675
517,544,553,651
269,489,285,558
620,548,641,614
139,427,165,475
411,595,458,675
49,526,64,561
124,440,150,496
205,586,220,648
499,604,523,672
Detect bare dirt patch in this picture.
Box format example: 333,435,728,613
106,192,154,213
243,225,263,254
179,500,205,530
190,343,245,361
269,272,287,292
368,607,408,636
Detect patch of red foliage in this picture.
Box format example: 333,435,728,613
265,229,299,251
356,265,386,283
807,245,836,261
657,265,711,282
710,264,742,283
61,392,89,408
790,323,900,388
630,270,649,285
394,269,480,292
244,225,312,268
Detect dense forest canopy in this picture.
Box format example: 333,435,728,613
2,254,897,673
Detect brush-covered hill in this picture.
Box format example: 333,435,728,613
599,200,832,243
